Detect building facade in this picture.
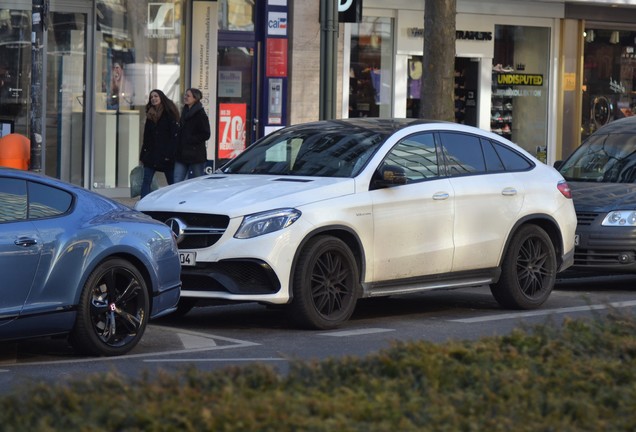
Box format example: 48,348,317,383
1,0,635,198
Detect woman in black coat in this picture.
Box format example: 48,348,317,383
139,89,180,198
173,88,211,182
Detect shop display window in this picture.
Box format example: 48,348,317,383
492,25,549,162
218,0,254,31
582,29,636,141
0,8,30,137
348,17,393,118
94,0,183,189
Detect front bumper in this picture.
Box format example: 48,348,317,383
573,211,636,271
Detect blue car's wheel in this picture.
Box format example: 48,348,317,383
70,258,150,356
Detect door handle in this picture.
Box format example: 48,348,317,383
15,237,38,247
433,192,450,200
502,187,517,196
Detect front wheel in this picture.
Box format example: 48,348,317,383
70,258,150,356
490,225,557,309
288,236,359,329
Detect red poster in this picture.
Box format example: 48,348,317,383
266,38,288,77
218,103,247,159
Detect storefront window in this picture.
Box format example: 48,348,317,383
0,8,30,137
582,29,636,141
94,0,183,190
218,0,254,32
492,25,550,162
348,17,393,118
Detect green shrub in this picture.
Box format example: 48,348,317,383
1,311,636,431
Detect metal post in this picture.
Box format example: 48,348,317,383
319,0,338,120
29,0,48,172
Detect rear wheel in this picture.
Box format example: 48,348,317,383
288,236,359,329
70,258,149,356
490,225,556,309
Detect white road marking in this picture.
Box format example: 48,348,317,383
451,300,636,323
318,328,395,337
177,332,218,350
0,327,258,367
144,357,287,363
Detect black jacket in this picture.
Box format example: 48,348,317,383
140,111,179,172
176,102,211,164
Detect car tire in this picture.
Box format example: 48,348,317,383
69,258,150,356
289,236,359,329
173,298,198,317
490,224,556,310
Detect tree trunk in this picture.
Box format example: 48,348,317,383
419,0,456,122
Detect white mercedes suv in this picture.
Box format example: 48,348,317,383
137,118,576,329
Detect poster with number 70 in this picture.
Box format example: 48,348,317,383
218,103,247,159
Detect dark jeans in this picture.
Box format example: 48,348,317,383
173,161,205,183
141,165,174,198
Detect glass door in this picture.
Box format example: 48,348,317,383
45,9,89,186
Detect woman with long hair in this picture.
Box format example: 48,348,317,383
173,88,211,182
139,89,180,198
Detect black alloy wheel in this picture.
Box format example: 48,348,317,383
70,258,150,356
491,224,557,309
289,235,359,329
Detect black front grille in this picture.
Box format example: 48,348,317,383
143,211,230,249
574,249,635,266
143,211,230,228
576,211,600,226
181,260,280,294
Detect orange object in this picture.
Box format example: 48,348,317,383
0,133,30,170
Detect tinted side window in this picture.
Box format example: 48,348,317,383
28,182,73,219
439,132,486,176
482,139,505,172
492,141,533,171
0,178,28,222
383,133,439,183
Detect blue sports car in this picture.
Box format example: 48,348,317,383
0,168,181,356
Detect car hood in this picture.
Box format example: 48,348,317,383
136,174,355,216
569,181,636,212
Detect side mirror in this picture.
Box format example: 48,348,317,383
553,160,563,170
372,164,407,189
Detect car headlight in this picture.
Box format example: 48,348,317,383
602,211,636,226
234,208,302,239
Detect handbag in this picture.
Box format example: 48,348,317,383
130,165,160,198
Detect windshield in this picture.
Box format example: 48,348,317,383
559,133,636,183
220,123,386,177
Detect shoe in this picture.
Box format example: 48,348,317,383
492,101,503,110
501,65,514,72
492,64,504,72
504,102,513,110
492,128,502,134
491,111,502,121
502,124,511,134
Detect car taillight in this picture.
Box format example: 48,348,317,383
557,180,572,199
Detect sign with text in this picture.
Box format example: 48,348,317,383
266,38,288,77
218,103,247,159
192,1,218,162
338,0,362,23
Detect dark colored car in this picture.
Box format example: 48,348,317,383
557,116,636,272
0,168,181,356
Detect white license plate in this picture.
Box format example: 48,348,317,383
574,234,579,246
179,251,196,266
